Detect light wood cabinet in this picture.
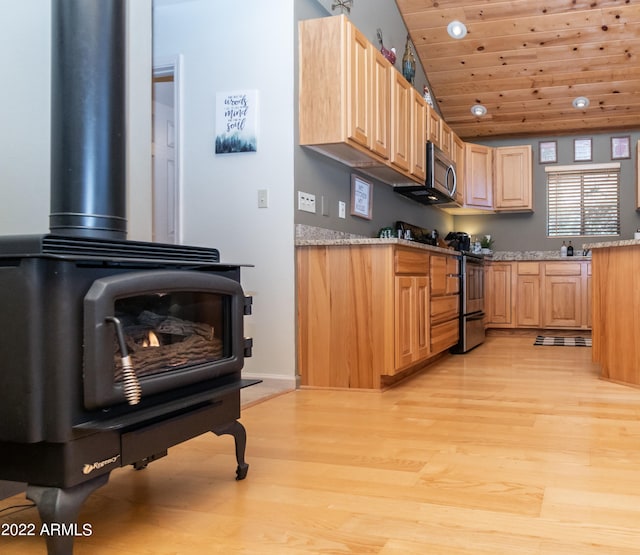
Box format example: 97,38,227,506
371,48,391,159
299,16,379,165
439,120,453,158
543,262,583,328
430,254,460,352
299,15,429,187
390,70,412,173
485,260,591,331
494,145,533,211
410,89,426,181
515,262,540,327
298,244,465,390
451,134,465,205
485,263,513,327
395,275,429,370
464,143,494,209
426,104,440,147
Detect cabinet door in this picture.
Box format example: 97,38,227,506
390,71,412,172
543,276,582,328
394,275,429,370
410,90,426,181
371,48,390,159
439,120,453,158
426,104,440,146
495,145,532,211
451,134,465,205
464,143,494,209
485,263,513,326
347,25,371,149
516,275,540,327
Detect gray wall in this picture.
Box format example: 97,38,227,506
456,132,640,252
294,0,454,239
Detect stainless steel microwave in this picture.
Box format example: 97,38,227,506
394,141,457,205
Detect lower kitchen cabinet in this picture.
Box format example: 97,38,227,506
296,243,458,389
485,263,513,327
515,262,540,327
430,254,460,351
485,259,591,331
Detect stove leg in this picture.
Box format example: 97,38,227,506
213,420,249,480
25,473,109,555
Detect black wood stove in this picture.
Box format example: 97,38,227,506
0,2,256,554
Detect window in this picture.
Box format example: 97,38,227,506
546,163,620,237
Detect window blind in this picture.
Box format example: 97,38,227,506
547,164,620,237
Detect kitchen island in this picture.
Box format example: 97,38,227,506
587,239,640,388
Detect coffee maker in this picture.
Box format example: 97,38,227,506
445,231,471,252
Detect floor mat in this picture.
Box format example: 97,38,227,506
534,336,591,347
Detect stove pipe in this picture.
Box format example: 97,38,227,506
50,0,127,240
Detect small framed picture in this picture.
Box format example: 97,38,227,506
611,136,631,160
538,141,557,164
350,174,373,220
574,138,592,162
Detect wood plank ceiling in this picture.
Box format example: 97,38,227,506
395,0,640,140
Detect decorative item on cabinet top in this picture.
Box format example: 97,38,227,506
401,35,416,85
376,28,396,64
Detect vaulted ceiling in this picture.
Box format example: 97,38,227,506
395,0,640,140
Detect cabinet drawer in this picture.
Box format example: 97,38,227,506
517,262,539,275
395,248,428,274
431,319,459,354
544,262,581,276
431,295,459,323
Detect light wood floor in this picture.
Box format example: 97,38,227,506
3,336,640,554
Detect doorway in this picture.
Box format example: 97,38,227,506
152,56,182,244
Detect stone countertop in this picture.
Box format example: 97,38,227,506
491,250,592,261
295,236,457,256
583,238,640,250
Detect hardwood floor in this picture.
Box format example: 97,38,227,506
3,336,640,554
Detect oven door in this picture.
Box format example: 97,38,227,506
463,256,485,315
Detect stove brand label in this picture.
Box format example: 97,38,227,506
82,454,120,475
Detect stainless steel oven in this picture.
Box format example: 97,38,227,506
452,253,485,354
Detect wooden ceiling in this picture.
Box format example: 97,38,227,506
395,0,640,140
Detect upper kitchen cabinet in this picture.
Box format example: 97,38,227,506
439,120,453,158
464,143,494,209
426,104,440,147
494,145,533,212
410,89,427,182
451,134,465,205
299,16,388,166
390,69,412,173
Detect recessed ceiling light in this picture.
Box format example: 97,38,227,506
572,96,590,109
447,20,467,39
471,104,487,117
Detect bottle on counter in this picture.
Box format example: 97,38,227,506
567,241,574,256
560,241,567,257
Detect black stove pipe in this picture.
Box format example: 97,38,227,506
50,0,127,240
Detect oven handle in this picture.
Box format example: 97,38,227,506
465,312,485,321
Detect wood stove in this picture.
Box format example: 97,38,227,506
0,2,257,554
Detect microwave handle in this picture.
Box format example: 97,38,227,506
446,165,457,196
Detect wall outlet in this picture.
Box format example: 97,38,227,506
298,191,316,213
338,201,346,219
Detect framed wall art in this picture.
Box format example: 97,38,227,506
215,90,258,154
538,141,557,164
574,138,592,162
350,174,373,220
611,136,631,160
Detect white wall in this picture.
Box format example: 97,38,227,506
0,0,152,240
153,0,297,383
